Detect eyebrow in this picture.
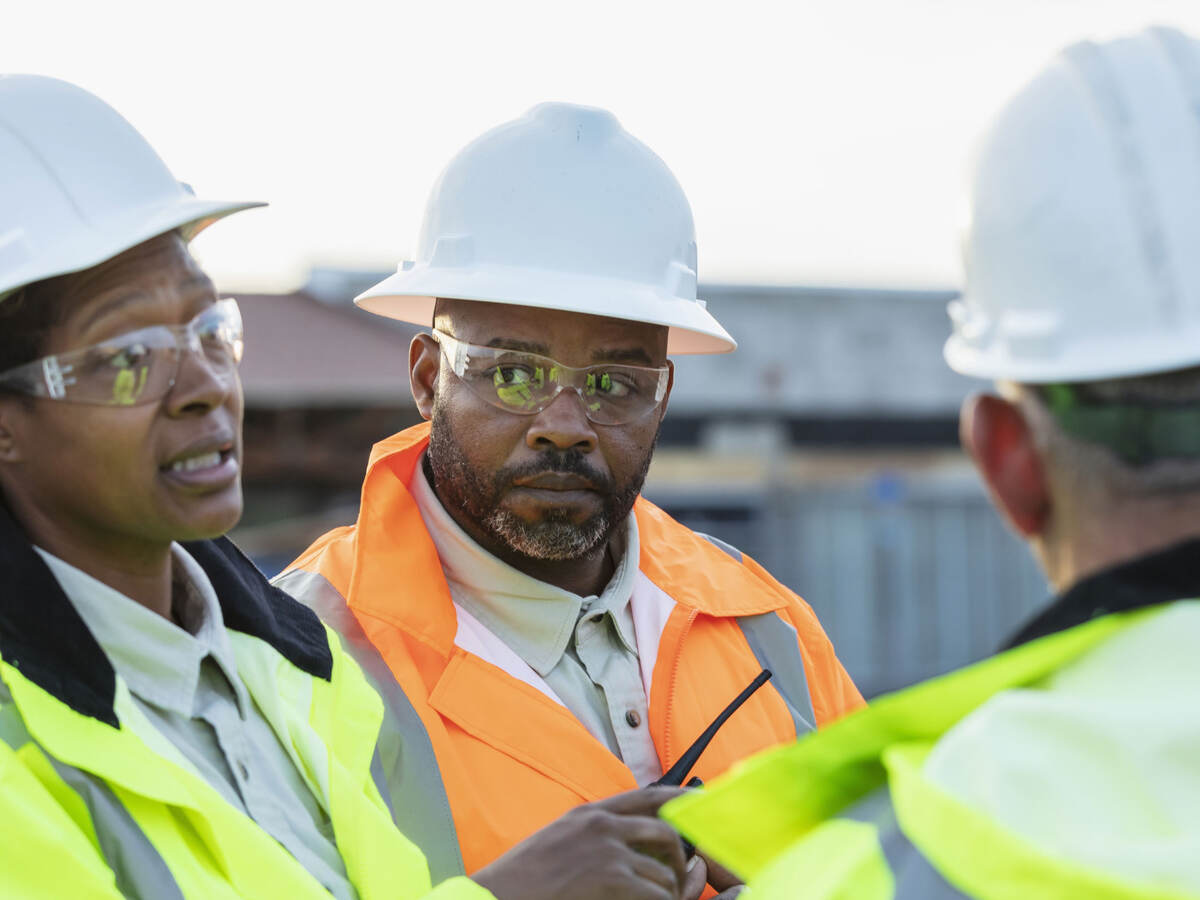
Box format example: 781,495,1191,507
485,338,551,354
591,347,656,366
79,276,216,334
484,338,657,367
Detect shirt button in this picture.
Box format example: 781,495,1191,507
237,760,250,780
625,709,642,728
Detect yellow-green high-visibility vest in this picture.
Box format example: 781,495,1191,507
0,530,492,900
663,604,1198,900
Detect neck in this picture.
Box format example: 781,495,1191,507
9,498,175,619
1037,492,1200,595
509,546,616,597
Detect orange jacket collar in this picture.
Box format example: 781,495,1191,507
347,422,785,657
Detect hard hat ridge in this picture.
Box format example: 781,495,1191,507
946,27,1200,383
356,101,736,354
0,75,264,302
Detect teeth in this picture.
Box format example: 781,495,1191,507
170,451,222,473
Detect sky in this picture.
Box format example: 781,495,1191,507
8,0,1200,293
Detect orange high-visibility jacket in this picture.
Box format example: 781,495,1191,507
278,424,863,881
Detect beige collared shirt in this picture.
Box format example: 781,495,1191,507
411,456,662,786
35,544,358,900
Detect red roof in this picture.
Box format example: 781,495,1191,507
233,292,420,407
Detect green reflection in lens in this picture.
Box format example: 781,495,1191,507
493,364,550,410
111,366,148,405
495,383,533,408
493,367,534,409
584,372,614,397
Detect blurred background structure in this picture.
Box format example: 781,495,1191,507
230,275,1047,697
13,0,1188,697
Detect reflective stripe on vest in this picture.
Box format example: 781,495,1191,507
842,785,968,899
0,680,27,747
663,606,1175,899
274,568,466,883
0,685,185,900
736,613,816,736
698,532,817,737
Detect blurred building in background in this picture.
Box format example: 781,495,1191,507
231,274,1048,697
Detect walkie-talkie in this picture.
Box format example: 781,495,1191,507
653,669,773,857
654,669,773,788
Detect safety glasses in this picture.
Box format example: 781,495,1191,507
433,330,669,426
0,298,244,406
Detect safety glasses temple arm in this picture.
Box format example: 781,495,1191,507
432,330,471,377
0,357,59,399
654,369,669,403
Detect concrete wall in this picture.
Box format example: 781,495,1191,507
670,284,974,416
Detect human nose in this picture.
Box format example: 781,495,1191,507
525,386,599,453
164,344,237,416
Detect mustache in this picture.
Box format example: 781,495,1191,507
496,451,614,492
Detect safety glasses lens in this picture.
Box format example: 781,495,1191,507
22,299,244,406
457,350,663,424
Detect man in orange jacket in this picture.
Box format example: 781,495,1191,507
278,102,863,896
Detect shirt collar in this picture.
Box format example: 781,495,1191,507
1003,536,1200,649
34,544,249,718
580,530,640,655
0,498,331,728
411,453,641,675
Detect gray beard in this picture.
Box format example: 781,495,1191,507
482,505,610,561
427,404,654,564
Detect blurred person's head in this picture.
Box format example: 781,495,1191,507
0,75,261,572
960,371,1200,593
356,103,733,580
945,28,1200,592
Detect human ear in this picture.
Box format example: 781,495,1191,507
0,400,27,464
0,400,29,465
409,333,441,421
960,392,1050,538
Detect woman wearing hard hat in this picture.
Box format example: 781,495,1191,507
0,75,705,900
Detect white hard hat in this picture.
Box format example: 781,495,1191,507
0,75,263,301
356,102,735,355
946,27,1200,383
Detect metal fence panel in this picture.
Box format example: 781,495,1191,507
648,477,1048,698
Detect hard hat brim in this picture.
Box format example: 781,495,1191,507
355,263,737,355
944,331,1200,383
0,196,265,299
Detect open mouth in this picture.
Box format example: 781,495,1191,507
167,449,227,473
160,441,238,486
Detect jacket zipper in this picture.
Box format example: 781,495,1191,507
661,607,698,771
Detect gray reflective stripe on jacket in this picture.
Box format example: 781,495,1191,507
274,569,466,883
0,684,185,900
0,680,27,748
697,532,817,737
842,785,970,899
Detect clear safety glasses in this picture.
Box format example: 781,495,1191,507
0,298,244,406
433,330,669,426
